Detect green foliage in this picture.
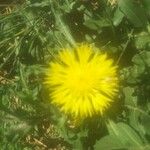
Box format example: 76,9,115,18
0,0,150,149
118,0,148,27
94,121,144,150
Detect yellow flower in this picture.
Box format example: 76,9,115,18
45,44,118,119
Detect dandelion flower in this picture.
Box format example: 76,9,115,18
45,44,118,118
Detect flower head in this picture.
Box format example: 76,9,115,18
45,44,118,119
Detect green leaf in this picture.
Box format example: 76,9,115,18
83,10,111,30
130,65,145,78
72,138,84,150
132,54,145,66
118,0,148,27
60,1,76,13
108,121,144,147
143,0,150,15
133,51,150,67
140,114,150,135
95,121,144,150
131,52,150,78
123,87,141,132
134,32,150,50
123,87,137,106
94,135,124,150
140,51,150,67
29,2,49,7
84,19,111,30
113,8,124,26
2,95,9,106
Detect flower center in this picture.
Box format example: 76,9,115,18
67,66,95,93
76,73,90,91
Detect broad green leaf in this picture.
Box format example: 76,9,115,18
94,135,124,150
148,103,150,112
95,121,144,150
143,0,150,15
118,0,148,27
130,65,145,78
123,87,145,139
140,114,150,135
141,52,150,67
84,19,110,30
134,32,150,50
108,121,144,147
133,51,150,67
123,87,137,106
113,8,124,26
121,66,143,84
72,138,84,150
132,54,145,66
1,95,9,106
131,52,149,78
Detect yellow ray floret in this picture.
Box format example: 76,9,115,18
45,44,118,118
